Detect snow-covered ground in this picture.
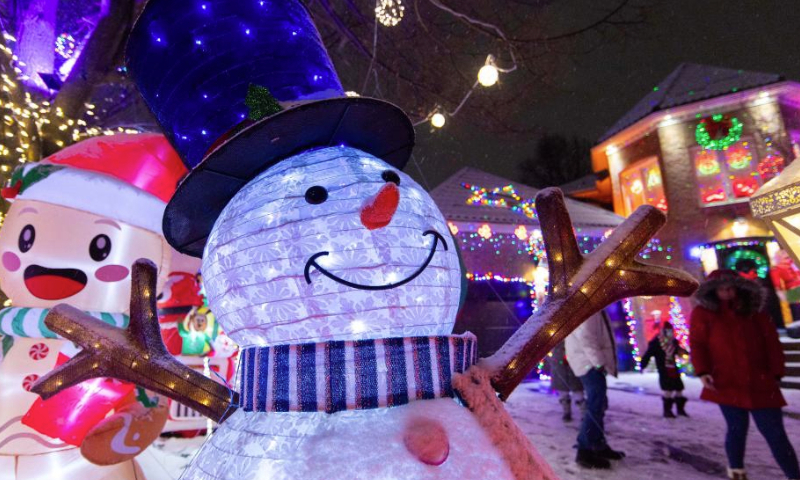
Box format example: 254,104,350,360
506,372,800,480
134,372,800,479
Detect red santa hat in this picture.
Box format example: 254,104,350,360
2,134,187,234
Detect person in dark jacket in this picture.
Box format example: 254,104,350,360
641,323,689,418
690,269,800,480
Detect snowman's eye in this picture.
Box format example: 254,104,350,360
89,234,112,261
18,224,35,253
382,170,401,185
304,185,328,205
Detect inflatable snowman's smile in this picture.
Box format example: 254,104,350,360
303,230,448,291
23,264,88,300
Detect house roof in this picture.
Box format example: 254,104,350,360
559,174,598,194
599,63,783,142
429,167,623,232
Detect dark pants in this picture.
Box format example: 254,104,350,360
719,405,800,478
577,368,608,450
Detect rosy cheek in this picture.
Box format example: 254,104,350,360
2,251,20,272
95,265,130,283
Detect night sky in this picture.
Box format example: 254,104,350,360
409,0,800,191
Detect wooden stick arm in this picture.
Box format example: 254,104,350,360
482,189,699,400
32,260,239,422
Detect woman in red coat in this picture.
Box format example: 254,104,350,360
690,270,799,480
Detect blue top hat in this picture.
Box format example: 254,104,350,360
126,0,414,256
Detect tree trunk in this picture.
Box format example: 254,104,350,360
41,0,135,156
15,0,58,92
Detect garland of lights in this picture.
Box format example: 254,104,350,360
668,296,689,350
0,32,130,189
623,298,641,371
695,114,743,151
463,183,537,219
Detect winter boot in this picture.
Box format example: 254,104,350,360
662,398,676,418
675,396,689,417
559,397,572,422
727,467,748,480
576,449,611,470
596,445,626,460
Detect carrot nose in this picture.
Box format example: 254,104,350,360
361,183,400,230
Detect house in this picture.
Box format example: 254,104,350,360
591,63,800,328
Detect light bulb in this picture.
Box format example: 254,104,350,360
478,64,499,87
431,112,446,128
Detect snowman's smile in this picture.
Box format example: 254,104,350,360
304,230,447,291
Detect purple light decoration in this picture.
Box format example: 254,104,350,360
245,28,251,35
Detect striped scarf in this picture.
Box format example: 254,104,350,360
238,334,478,414
0,307,128,339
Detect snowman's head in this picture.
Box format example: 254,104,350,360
202,146,461,346
0,199,167,312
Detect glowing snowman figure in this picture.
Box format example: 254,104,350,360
112,0,518,476
185,146,516,479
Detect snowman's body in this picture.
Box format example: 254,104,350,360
187,400,513,479
183,146,516,479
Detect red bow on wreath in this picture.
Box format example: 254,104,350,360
700,115,733,139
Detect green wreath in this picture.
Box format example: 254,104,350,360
695,114,743,150
724,249,768,279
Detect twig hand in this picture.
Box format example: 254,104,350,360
31,259,238,422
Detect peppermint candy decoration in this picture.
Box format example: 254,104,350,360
22,374,40,391
28,342,50,360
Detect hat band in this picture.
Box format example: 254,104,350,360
237,334,477,414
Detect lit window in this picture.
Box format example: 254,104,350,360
692,138,784,207
619,157,667,216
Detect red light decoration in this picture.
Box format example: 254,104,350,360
732,177,759,198
758,153,785,181
703,189,727,204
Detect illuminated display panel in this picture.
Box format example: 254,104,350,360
619,156,667,216
692,138,785,207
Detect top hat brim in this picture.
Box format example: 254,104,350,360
164,96,414,257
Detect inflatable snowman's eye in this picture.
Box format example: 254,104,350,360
18,224,35,253
382,170,401,185
304,185,328,205
89,234,112,261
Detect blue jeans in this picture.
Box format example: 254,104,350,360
577,368,608,450
719,405,800,478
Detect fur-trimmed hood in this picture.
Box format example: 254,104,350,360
694,276,766,316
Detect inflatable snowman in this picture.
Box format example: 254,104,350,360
117,1,512,477
0,134,186,479
31,1,698,479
